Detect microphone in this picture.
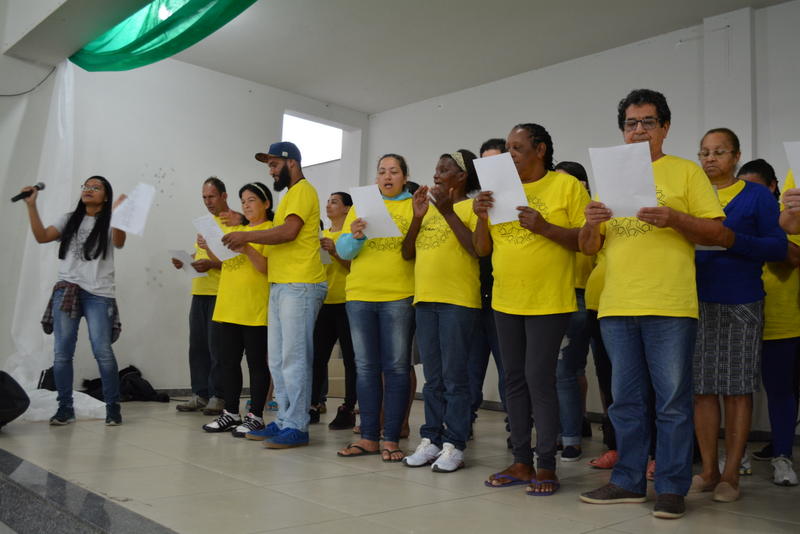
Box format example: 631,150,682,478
11,182,45,202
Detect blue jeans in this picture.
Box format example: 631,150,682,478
268,282,326,432
52,288,120,408
347,298,413,442
416,302,478,450
557,289,589,447
467,304,506,419
600,316,697,496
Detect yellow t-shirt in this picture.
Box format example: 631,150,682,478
212,221,272,326
716,179,746,208
762,241,800,341
191,215,223,296
584,249,605,311
598,155,725,319
490,171,589,315
268,179,326,284
323,228,348,304
575,252,595,290
343,198,415,302
413,199,480,308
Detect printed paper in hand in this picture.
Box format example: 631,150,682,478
473,152,528,224
168,249,208,278
319,231,332,265
111,182,156,235
782,141,800,191
192,215,239,261
348,184,401,238
588,142,657,218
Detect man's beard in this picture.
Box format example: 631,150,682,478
273,164,292,192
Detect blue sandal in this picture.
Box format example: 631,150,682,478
526,479,561,496
484,473,534,488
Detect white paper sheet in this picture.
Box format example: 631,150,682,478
110,182,155,235
588,142,657,218
473,152,528,224
192,214,240,261
319,231,332,264
168,249,208,278
348,184,401,238
782,141,800,191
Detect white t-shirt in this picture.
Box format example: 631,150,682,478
53,213,115,298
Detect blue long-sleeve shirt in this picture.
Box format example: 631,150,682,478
695,180,787,304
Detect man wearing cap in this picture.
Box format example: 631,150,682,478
222,142,327,448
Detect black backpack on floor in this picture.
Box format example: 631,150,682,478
0,371,30,429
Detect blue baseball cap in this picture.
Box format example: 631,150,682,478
255,141,302,164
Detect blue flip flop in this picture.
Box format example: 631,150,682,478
526,479,561,496
484,473,534,488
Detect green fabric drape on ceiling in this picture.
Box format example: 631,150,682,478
70,0,257,71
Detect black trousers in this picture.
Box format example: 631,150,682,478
217,322,269,417
494,311,571,471
311,303,357,408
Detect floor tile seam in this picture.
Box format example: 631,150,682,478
130,477,269,505
716,506,800,526
370,469,501,497
355,493,478,519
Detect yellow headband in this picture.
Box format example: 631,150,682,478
450,152,466,172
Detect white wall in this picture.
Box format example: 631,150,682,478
367,1,800,433
0,58,368,389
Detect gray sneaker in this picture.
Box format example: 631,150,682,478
652,493,685,519
580,483,647,504
176,394,208,412
202,396,225,415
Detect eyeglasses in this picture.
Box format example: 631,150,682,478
623,118,660,132
81,185,103,192
698,149,737,160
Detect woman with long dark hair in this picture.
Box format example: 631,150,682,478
22,176,127,425
202,182,274,438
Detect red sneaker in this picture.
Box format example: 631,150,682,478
588,450,619,469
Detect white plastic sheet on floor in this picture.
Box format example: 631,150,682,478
3,61,106,422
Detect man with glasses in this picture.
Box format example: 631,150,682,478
577,89,730,519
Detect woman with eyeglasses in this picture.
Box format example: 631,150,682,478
202,182,273,438
691,129,786,502
20,176,127,426
738,159,800,486
474,124,590,496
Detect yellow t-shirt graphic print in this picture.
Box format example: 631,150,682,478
212,221,272,326
413,199,480,309
489,171,589,315
343,198,414,302
598,155,725,319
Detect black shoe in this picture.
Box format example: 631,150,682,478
49,406,76,426
105,403,122,426
328,405,355,430
582,417,592,438
309,407,320,424
653,493,685,519
752,443,774,462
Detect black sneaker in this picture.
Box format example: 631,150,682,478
580,483,647,504
309,407,320,424
561,445,583,462
653,493,685,519
49,406,75,426
202,411,241,432
105,403,122,426
328,405,355,430
752,443,774,462
232,413,264,437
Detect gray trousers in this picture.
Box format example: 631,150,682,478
494,311,571,471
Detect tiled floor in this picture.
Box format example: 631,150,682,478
1,400,799,534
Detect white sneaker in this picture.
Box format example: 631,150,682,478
402,438,441,467
431,443,464,473
202,410,241,433
771,456,799,486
